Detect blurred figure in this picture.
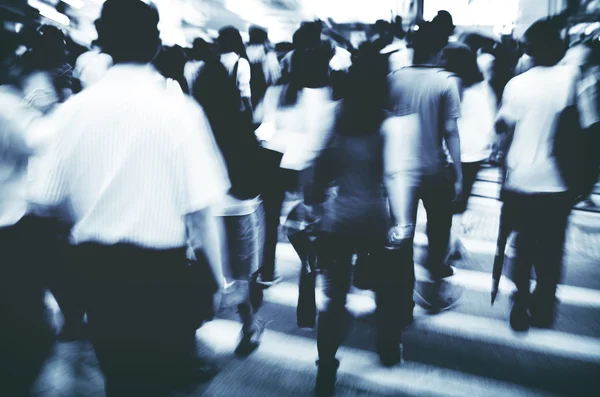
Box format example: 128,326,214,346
379,16,413,73
308,42,395,397
0,26,55,397
218,26,253,116
256,35,336,287
193,30,266,357
73,39,113,90
29,1,229,395
247,26,282,113
154,44,189,94
496,20,575,332
384,21,463,314
22,25,73,103
184,38,211,91
431,10,456,48
440,44,496,259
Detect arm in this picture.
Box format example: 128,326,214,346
442,77,463,200
185,208,225,290
179,103,231,288
444,118,463,200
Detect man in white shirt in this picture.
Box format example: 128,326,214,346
496,19,576,332
29,1,230,394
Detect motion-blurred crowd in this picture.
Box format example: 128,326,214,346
1,0,599,396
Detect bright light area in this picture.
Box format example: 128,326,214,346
301,0,398,23
62,0,84,9
28,0,70,26
424,0,519,27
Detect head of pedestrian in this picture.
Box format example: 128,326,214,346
218,26,248,59
523,19,566,67
95,0,161,65
335,41,389,136
431,10,455,41
440,43,484,88
411,21,449,65
30,25,68,70
280,36,334,107
249,26,269,46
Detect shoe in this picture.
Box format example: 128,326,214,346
414,281,462,313
378,344,402,367
235,319,266,357
315,359,339,397
510,301,530,332
437,265,455,279
56,321,88,342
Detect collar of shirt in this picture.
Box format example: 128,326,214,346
102,63,165,87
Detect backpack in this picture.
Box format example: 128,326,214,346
192,58,260,200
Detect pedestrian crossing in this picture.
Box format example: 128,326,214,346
197,319,556,397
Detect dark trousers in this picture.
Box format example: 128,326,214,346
316,235,409,362
502,191,572,313
0,217,55,396
28,216,86,327
454,161,484,214
259,148,299,280
72,243,209,397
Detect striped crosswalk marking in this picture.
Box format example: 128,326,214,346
197,319,555,397
277,243,600,309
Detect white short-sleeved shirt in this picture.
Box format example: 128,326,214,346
29,64,230,249
498,65,579,193
220,52,252,99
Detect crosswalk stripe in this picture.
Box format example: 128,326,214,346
276,243,600,309
197,319,555,397
262,281,600,364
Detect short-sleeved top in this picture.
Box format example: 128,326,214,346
220,52,252,98
321,132,389,239
497,65,579,193
28,64,230,249
387,66,461,175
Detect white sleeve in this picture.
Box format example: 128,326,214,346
237,58,252,99
176,101,231,215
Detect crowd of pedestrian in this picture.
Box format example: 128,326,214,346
1,0,599,396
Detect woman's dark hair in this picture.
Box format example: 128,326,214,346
524,19,566,66
218,26,248,59
440,44,484,88
334,42,389,136
279,40,334,107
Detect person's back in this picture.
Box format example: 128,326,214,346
321,132,387,238
387,66,461,175
41,65,226,247
500,64,578,193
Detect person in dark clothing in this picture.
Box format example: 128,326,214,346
154,44,190,94
0,26,55,397
309,41,394,397
22,25,73,103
